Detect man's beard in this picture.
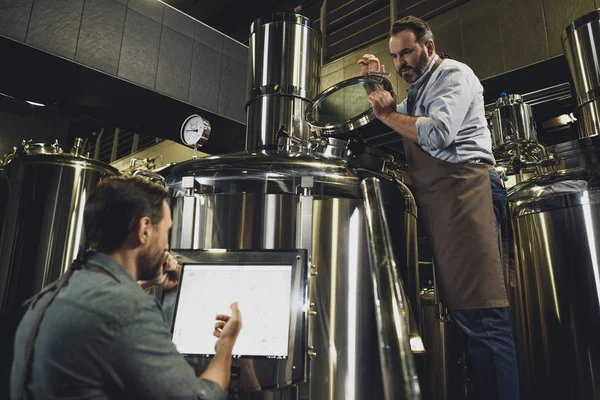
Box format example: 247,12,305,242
399,50,430,83
138,248,166,282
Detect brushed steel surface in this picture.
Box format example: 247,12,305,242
419,289,468,400
0,152,117,397
562,10,600,137
246,96,312,151
165,154,420,399
361,177,421,400
507,202,600,399
0,153,118,311
246,13,320,151
491,94,538,151
505,136,600,399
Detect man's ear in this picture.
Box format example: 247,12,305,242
135,217,153,245
426,40,435,56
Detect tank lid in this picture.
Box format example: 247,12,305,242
495,93,524,107
2,139,118,174
306,73,394,137
250,12,321,36
563,9,600,40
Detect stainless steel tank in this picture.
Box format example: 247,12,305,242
0,140,118,396
246,13,321,151
490,93,549,180
506,135,600,399
491,93,538,151
163,12,421,400
165,155,420,399
562,9,600,138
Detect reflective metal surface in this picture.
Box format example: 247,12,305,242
490,93,556,179
246,95,313,152
310,137,348,161
246,13,321,151
419,289,468,400
361,177,421,400
306,73,394,137
491,94,538,151
505,136,600,399
164,154,420,399
0,147,117,396
562,9,600,137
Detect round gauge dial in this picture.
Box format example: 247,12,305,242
180,114,211,146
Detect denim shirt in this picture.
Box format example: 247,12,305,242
398,55,496,165
10,252,226,400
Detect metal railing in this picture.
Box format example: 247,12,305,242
361,177,421,400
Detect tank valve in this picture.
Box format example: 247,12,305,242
71,138,84,156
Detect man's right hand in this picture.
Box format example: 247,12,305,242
358,54,385,75
213,302,242,352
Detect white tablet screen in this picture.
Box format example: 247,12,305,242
172,264,293,358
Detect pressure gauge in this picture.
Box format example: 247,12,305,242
180,114,211,147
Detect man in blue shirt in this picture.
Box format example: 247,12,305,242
360,16,519,400
11,176,241,400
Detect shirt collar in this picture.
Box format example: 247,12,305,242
409,54,439,92
84,251,139,285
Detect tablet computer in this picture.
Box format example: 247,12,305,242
170,250,305,360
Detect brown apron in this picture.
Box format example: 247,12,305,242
404,58,508,310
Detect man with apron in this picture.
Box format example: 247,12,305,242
359,16,519,400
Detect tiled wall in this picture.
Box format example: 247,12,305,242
320,0,598,102
0,0,248,123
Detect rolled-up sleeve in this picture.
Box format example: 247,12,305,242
111,298,227,400
397,98,408,114
415,67,474,151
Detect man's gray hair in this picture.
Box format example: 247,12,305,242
391,16,435,45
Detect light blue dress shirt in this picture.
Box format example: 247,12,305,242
397,55,496,165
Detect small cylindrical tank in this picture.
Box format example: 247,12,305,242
245,13,321,151
562,9,600,138
491,93,538,151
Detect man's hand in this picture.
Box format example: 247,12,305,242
358,54,385,75
368,89,397,120
200,302,243,391
213,302,243,352
138,252,182,292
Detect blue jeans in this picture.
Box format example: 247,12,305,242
450,169,519,400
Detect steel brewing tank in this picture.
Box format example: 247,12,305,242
0,141,118,395
162,11,421,399
562,9,600,137
506,136,600,399
164,155,419,399
491,93,537,151
245,13,321,151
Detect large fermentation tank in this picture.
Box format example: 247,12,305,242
166,156,418,399
506,137,600,399
164,12,421,400
0,141,117,396
562,9,600,137
503,11,600,399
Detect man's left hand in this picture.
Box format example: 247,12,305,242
138,252,182,292
368,90,396,120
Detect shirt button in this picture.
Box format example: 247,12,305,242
200,390,206,398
